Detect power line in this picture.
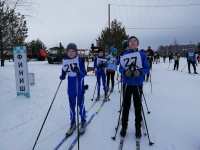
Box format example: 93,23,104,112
110,3,200,8
126,25,200,30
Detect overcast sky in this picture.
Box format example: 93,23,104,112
19,0,200,49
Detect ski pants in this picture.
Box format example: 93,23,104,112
187,61,197,73
68,77,86,125
121,85,142,135
174,60,179,70
106,70,115,90
96,71,107,96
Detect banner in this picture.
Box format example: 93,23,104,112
13,46,30,98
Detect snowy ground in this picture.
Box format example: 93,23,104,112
0,59,200,150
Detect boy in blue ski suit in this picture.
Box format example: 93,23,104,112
60,43,87,135
94,49,108,100
119,36,149,139
186,49,198,74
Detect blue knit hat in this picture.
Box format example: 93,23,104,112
66,43,77,51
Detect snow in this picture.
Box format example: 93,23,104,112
0,59,200,150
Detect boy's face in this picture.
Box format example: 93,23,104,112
67,49,77,58
128,38,139,49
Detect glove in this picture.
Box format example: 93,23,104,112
60,70,66,80
125,70,132,77
133,70,141,77
125,69,141,77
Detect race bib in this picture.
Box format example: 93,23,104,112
107,56,116,64
188,52,194,57
62,57,79,77
120,52,142,70
97,58,107,66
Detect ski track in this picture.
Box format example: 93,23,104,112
0,60,200,150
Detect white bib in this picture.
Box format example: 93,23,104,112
188,52,194,57
62,57,79,77
107,55,116,64
120,52,142,70
97,58,107,66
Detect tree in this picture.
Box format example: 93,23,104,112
27,39,46,59
0,0,28,66
197,43,200,50
97,19,128,54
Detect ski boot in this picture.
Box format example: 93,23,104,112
66,123,76,137
110,86,114,93
104,91,109,101
96,94,100,101
79,121,86,135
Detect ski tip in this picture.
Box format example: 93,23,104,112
111,136,116,140
149,142,155,146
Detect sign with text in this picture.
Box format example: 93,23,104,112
13,46,30,98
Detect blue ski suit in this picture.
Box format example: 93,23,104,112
60,56,86,125
94,56,107,96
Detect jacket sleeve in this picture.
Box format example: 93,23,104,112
94,57,97,69
140,52,150,75
79,57,87,77
119,56,125,75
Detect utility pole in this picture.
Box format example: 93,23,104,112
0,29,4,67
108,3,111,30
108,3,111,52
0,8,4,67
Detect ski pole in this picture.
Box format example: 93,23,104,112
111,83,124,140
76,77,80,150
167,61,171,69
117,73,120,93
91,81,97,101
142,91,151,114
32,80,62,150
149,72,153,94
141,102,154,146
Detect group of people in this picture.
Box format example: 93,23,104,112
166,50,199,74
59,36,151,142
58,36,200,144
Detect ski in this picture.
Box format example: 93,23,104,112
54,135,71,150
54,124,80,150
118,137,124,150
68,113,96,150
54,95,105,150
136,138,140,150
68,100,107,150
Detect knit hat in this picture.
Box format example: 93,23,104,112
128,36,139,45
66,43,77,51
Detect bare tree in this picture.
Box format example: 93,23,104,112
0,0,29,66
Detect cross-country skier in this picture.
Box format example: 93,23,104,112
169,52,173,63
163,52,167,63
146,46,154,82
94,49,108,101
59,43,87,136
173,52,181,71
106,47,118,93
186,48,198,74
119,36,149,140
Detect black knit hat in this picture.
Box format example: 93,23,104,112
128,36,139,45
66,43,77,51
